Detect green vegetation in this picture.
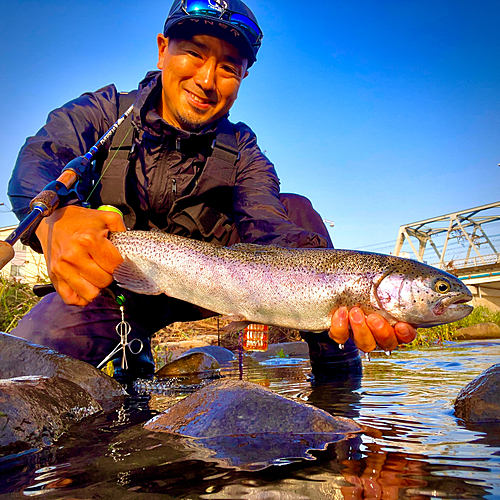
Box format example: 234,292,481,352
0,411,8,433
275,348,288,358
153,344,173,370
0,277,42,332
409,306,500,347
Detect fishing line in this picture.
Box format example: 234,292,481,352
85,125,134,203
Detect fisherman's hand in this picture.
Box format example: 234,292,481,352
36,205,126,306
329,306,417,352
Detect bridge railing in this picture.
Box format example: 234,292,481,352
435,253,500,271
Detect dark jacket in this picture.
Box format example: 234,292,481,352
8,72,329,250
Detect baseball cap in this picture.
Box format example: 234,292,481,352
164,0,263,67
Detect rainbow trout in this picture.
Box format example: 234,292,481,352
109,231,473,330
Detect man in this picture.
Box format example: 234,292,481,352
8,0,416,381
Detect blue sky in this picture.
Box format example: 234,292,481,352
1,0,499,255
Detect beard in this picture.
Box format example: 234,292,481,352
174,106,213,132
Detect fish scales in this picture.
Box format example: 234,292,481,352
110,231,473,330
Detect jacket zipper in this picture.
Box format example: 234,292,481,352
172,178,177,196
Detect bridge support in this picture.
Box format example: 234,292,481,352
393,201,500,312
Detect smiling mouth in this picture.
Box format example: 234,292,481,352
186,90,214,108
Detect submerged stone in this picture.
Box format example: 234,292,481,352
163,339,213,362
0,332,126,410
144,378,360,469
250,341,310,361
454,363,500,423
0,376,102,455
155,351,220,380
183,345,236,363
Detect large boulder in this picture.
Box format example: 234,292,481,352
0,376,102,454
0,332,126,410
0,332,127,455
144,378,360,469
454,363,500,422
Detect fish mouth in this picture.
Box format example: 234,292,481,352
433,295,473,316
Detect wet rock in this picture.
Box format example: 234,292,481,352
183,345,235,364
456,323,500,340
146,378,356,435
144,378,361,470
0,376,102,455
162,339,212,361
454,363,500,422
155,351,220,379
0,332,126,410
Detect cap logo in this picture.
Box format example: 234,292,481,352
208,0,228,13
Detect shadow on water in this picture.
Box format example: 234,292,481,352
1,340,500,499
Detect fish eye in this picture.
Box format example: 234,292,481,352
434,279,451,294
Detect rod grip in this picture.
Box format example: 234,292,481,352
0,241,15,270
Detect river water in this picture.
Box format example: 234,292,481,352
1,339,500,499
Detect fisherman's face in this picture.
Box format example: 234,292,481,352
157,33,249,131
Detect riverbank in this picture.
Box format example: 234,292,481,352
152,311,500,361
151,316,302,353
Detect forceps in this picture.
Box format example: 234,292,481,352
97,306,143,370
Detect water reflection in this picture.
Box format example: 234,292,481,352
0,341,499,499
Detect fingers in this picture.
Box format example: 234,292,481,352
51,228,122,305
328,306,349,344
36,206,126,306
50,275,92,307
366,313,399,352
394,322,417,344
349,307,377,352
53,257,114,305
75,232,124,274
329,306,417,353
99,210,127,233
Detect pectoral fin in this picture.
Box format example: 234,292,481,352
113,257,162,295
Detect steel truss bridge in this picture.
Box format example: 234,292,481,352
392,201,500,310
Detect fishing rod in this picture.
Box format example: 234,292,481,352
0,104,134,271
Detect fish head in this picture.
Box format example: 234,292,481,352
374,261,473,327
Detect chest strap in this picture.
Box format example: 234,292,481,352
97,90,239,229
98,91,137,227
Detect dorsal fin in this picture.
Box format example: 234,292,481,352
229,243,285,253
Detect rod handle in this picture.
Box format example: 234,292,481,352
0,241,15,271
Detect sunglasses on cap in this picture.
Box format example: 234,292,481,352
181,0,263,48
